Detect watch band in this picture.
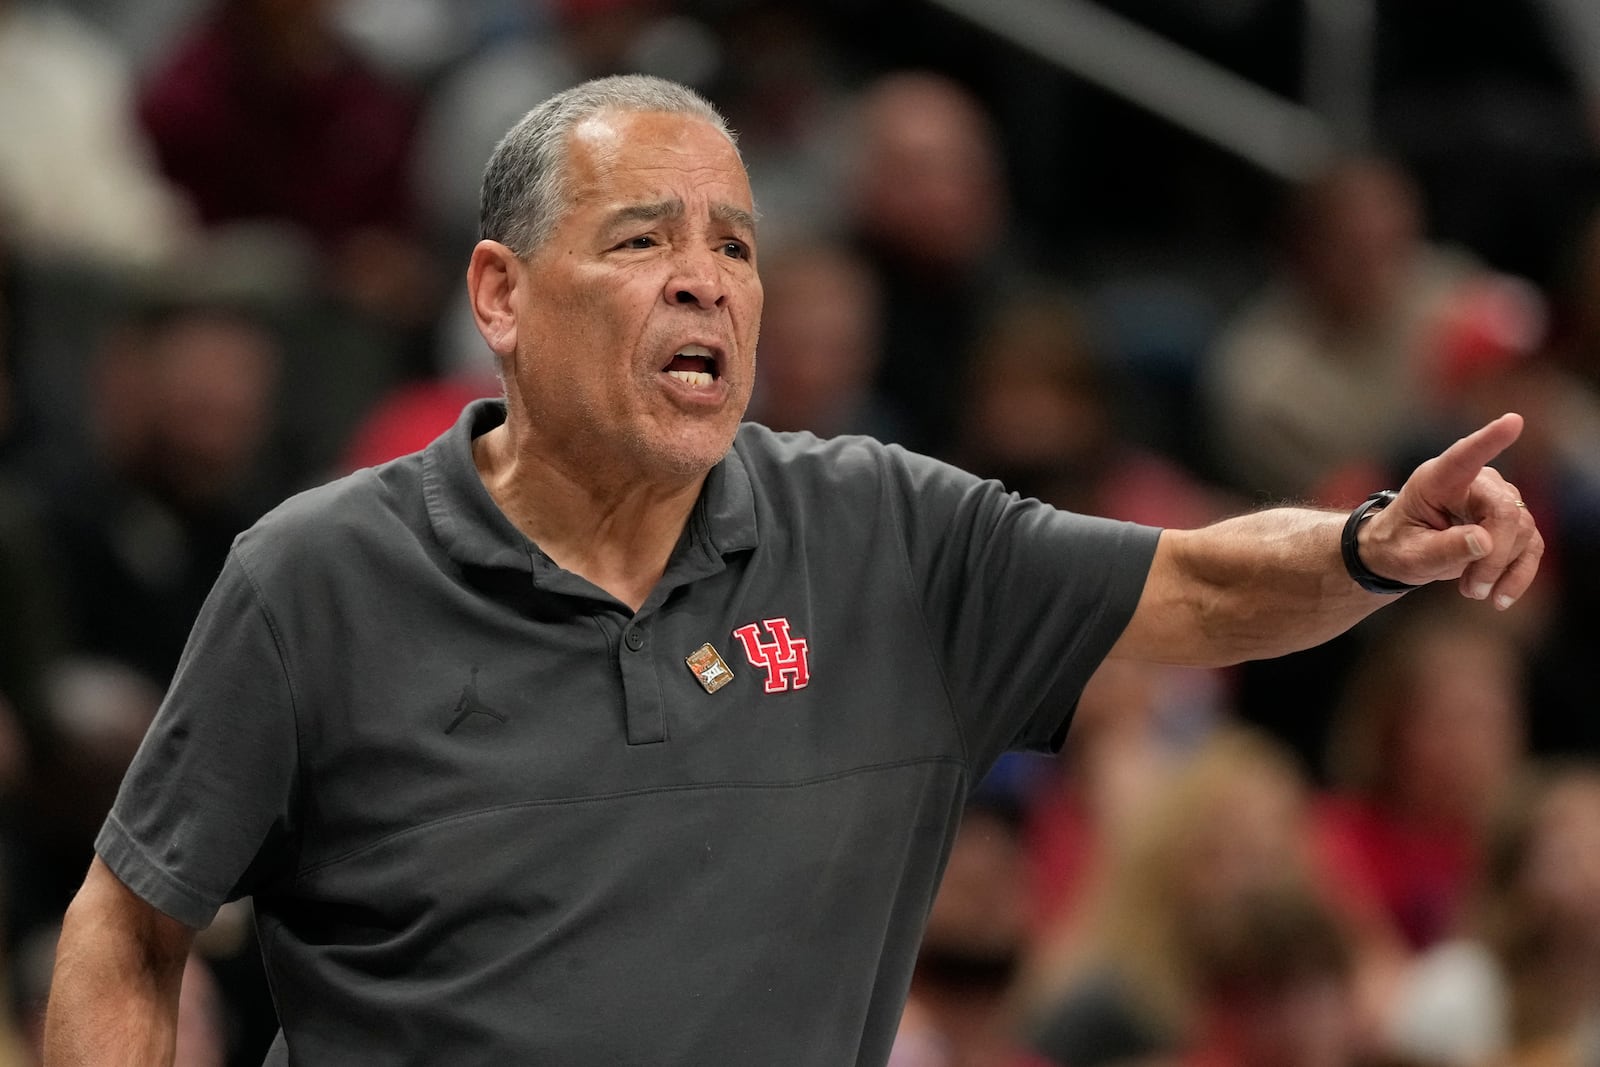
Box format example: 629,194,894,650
1341,490,1418,595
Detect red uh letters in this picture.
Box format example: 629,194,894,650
732,618,811,693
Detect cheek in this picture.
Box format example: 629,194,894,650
518,297,634,384
745,310,762,356
739,279,764,351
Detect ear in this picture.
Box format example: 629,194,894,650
466,240,523,359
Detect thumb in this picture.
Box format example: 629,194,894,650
1390,521,1493,583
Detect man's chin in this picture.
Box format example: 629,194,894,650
633,420,740,481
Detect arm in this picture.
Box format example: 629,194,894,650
44,857,195,1067
1110,413,1543,666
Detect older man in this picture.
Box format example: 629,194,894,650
46,75,1540,1066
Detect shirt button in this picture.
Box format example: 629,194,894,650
624,630,645,652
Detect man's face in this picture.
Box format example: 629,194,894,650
505,109,762,482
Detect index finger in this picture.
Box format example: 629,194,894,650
1429,412,1525,495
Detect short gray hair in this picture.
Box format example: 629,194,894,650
479,75,738,256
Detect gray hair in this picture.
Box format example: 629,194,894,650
479,74,738,256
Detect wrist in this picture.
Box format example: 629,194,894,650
1341,491,1418,594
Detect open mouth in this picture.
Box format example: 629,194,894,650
662,344,720,387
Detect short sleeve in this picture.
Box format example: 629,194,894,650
95,549,299,928
886,447,1160,770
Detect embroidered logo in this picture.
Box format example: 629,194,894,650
685,643,735,694
444,667,507,733
732,618,811,693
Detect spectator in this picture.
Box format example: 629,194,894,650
709,1,856,249
137,0,437,327
893,796,1054,1067
0,0,193,268
1021,728,1401,1067
745,241,905,441
38,255,286,686
1180,886,1369,1067
1021,657,1221,946
1201,155,1481,502
1386,762,1600,1067
1317,595,1530,953
954,290,1235,529
843,70,1026,456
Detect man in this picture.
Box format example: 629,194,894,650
45,75,1541,1065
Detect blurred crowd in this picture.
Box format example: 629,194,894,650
1,0,1599,1064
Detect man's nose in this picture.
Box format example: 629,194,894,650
666,247,727,309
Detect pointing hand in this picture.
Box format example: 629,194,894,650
1355,413,1544,609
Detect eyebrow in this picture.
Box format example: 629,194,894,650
603,199,758,236
712,202,759,235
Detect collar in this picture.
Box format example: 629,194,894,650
422,398,758,579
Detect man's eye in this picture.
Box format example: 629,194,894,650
720,241,750,260
617,235,657,250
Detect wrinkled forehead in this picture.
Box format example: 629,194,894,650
567,110,753,209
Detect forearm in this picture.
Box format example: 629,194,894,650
44,861,191,1067
1112,507,1392,667
45,921,182,1065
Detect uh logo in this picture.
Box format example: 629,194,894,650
731,617,811,693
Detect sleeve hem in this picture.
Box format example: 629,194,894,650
94,814,220,930
1032,522,1163,754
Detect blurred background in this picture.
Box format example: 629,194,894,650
2,0,1599,1064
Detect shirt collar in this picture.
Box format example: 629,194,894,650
423,398,758,575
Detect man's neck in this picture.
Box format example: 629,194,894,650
471,424,706,612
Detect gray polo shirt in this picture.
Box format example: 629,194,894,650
97,399,1159,1066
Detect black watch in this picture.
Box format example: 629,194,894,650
1341,491,1419,595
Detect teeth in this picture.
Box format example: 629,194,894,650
667,370,714,387
677,345,714,359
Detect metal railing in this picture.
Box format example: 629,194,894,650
925,0,1375,180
